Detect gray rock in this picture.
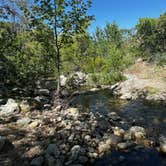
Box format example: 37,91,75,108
0,99,20,116
17,117,32,126
30,156,44,166
46,144,60,157
70,145,81,161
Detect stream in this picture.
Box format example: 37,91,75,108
70,90,166,166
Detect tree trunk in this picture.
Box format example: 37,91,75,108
54,0,61,96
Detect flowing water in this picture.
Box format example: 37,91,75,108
70,90,166,166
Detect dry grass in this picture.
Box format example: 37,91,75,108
125,61,166,92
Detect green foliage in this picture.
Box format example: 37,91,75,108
135,13,166,63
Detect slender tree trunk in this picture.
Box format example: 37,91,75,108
54,0,61,96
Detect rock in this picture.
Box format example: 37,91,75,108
108,112,121,121
84,135,91,142
46,144,60,157
43,104,52,109
67,72,87,88
105,134,122,146
28,121,40,128
60,75,67,87
30,98,42,110
112,127,125,137
129,126,146,140
61,89,69,97
65,108,79,118
54,105,62,112
120,92,132,100
0,99,20,116
98,142,110,154
78,156,88,163
30,156,44,166
70,145,81,161
35,89,50,96
159,136,166,154
0,136,5,152
20,101,30,113
117,142,129,150
34,96,49,105
68,133,75,142
17,117,32,126
97,118,110,131
90,88,100,92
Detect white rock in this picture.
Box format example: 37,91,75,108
0,99,20,116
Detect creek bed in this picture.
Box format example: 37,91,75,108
70,89,166,166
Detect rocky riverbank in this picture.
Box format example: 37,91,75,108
0,98,166,166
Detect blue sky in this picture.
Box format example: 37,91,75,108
88,0,166,33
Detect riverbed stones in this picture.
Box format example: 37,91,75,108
0,98,20,116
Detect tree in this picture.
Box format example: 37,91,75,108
32,0,93,95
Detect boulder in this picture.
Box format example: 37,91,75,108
0,99,20,116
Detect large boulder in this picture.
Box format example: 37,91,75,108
0,99,20,116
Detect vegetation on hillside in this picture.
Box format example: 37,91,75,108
0,0,166,91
